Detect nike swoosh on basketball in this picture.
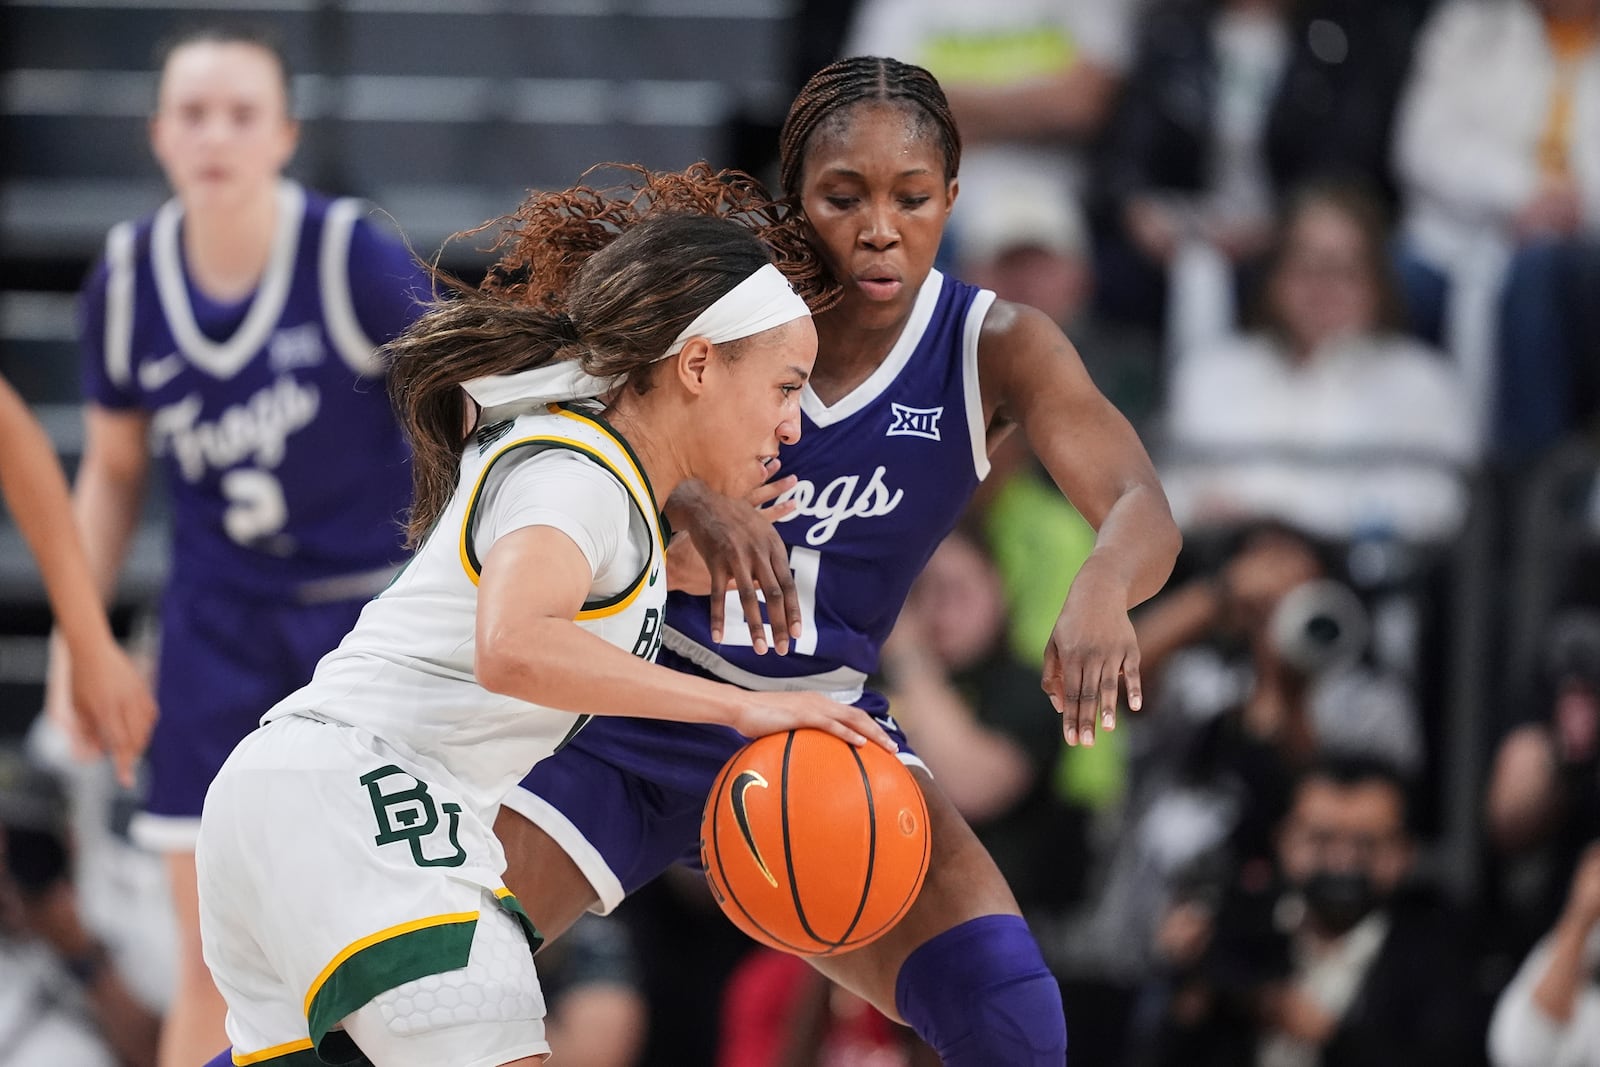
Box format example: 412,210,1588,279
138,352,187,390
730,770,778,887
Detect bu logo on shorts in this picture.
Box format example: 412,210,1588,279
360,765,467,868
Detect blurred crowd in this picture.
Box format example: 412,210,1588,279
6,0,1600,1064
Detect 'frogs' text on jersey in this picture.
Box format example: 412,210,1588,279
665,270,996,695
79,180,425,600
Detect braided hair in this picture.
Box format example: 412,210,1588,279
778,56,961,202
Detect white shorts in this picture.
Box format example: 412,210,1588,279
196,715,549,1066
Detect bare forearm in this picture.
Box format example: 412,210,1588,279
1078,484,1182,610
1531,916,1598,1024
0,391,116,653
71,455,147,605
478,620,745,726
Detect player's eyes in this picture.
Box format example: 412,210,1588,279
900,196,930,209
825,196,857,210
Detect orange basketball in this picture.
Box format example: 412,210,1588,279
700,728,931,956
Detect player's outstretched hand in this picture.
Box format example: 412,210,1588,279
67,639,157,788
667,469,802,655
1042,561,1142,747
731,691,898,755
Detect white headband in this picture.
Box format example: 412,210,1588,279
460,262,810,411
661,262,811,359
460,359,616,409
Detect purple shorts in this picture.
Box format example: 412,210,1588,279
132,583,366,850
505,648,919,914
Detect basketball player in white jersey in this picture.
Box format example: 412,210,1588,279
194,211,896,1066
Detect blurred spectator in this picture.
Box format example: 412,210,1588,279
1098,0,1423,343
0,752,160,1067
537,914,649,1067
618,869,761,1067
1134,757,1483,1067
843,0,1131,251
1488,841,1600,1067
1161,182,1478,542
880,529,1079,918
1137,524,1420,782
958,171,1162,433
1393,0,1600,456
1052,523,1420,1062
1483,609,1600,967
718,949,934,1067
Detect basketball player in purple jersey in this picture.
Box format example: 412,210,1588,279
49,26,428,1067
493,58,1180,1065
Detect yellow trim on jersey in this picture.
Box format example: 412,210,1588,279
549,405,665,544
301,909,479,1018
494,886,514,900
233,1038,314,1065
457,431,662,589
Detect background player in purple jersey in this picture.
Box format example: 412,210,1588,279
491,58,1181,1066
44,25,429,1067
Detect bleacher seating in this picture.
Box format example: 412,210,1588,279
0,0,797,734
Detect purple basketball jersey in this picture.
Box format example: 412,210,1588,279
664,270,996,691
79,180,426,601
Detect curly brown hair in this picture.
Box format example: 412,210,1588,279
476,162,841,316
387,182,818,546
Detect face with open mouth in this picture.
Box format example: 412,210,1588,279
688,316,816,499
797,101,957,324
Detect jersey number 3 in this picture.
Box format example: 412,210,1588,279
221,468,290,550
718,545,820,655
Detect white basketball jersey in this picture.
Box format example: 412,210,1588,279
265,403,667,817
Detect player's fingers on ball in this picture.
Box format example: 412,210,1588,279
845,708,897,753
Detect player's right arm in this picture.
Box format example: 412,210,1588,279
43,403,154,769
474,524,895,753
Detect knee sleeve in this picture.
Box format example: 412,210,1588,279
895,915,1067,1066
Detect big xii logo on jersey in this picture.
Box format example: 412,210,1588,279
360,765,466,868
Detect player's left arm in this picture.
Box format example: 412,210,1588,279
978,300,1181,747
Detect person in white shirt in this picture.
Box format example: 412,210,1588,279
1393,0,1600,456
1489,841,1600,1067
1161,182,1478,543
